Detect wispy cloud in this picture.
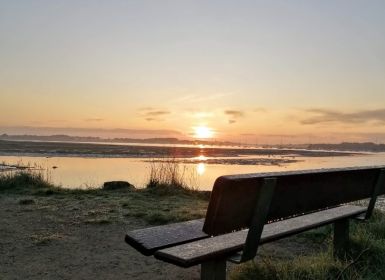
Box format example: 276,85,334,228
301,108,385,125
47,120,68,124
187,111,215,119
224,110,245,124
173,93,233,104
139,108,171,122
225,110,244,118
240,133,256,136
253,107,267,113
85,118,104,122
145,110,170,117
138,107,155,111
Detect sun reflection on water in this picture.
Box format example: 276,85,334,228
196,155,208,161
196,162,206,175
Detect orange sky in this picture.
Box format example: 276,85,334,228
1,1,385,144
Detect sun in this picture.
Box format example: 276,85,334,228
193,126,214,139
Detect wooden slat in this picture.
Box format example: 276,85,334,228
155,205,366,267
125,219,208,255
203,166,385,235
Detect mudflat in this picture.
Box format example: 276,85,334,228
0,139,357,159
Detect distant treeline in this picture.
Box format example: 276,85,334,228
308,142,385,152
0,133,237,147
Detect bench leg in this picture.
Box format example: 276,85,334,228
333,219,349,259
201,259,226,280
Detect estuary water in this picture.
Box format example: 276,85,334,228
1,151,385,191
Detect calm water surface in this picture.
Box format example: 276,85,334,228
1,152,385,191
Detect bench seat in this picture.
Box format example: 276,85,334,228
125,219,208,255
154,205,366,267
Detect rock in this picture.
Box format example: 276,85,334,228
103,181,134,190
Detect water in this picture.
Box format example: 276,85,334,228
1,151,385,190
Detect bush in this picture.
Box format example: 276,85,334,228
0,169,54,193
145,158,197,195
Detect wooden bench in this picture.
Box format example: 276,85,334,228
125,166,385,280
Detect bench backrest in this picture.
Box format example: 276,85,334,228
203,166,385,236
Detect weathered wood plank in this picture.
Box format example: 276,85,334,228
155,205,366,267
203,166,384,235
125,219,208,255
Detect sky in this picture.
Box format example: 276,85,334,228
1,0,385,144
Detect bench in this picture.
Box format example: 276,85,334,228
125,166,385,279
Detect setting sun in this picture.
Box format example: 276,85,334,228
193,126,214,139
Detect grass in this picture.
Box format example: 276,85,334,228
0,168,209,225
84,218,111,224
30,232,65,246
19,198,35,205
231,210,385,280
145,158,203,196
0,169,55,194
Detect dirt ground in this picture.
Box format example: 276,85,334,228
0,192,328,280
0,194,206,280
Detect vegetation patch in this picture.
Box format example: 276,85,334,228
145,158,210,200
0,170,55,194
231,210,385,280
19,198,35,205
30,232,65,246
0,169,209,226
84,218,111,225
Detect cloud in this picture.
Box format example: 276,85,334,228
138,107,155,111
145,110,170,117
253,107,267,113
187,111,215,119
139,108,171,121
224,110,245,124
301,108,385,125
145,118,162,122
85,118,104,122
240,133,256,136
225,110,244,118
173,93,233,104
48,120,68,123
